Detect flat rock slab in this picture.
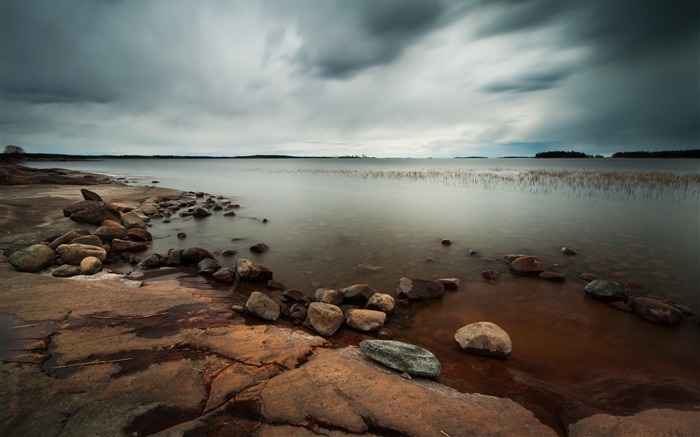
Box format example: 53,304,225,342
568,408,700,437
359,339,441,377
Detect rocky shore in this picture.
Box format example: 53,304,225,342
1,163,699,436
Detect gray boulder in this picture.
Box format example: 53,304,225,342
345,309,386,331
396,278,444,300
8,244,56,272
584,280,628,302
359,339,441,378
304,302,344,336
236,258,273,282
454,322,512,359
197,258,221,275
245,291,280,321
631,297,683,326
56,243,107,265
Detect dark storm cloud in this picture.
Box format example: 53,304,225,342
290,0,447,79
482,68,573,94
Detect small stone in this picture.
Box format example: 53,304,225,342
213,268,235,283
250,243,270,254
437,278,460,290
579,273,601,282
509,256,544,274
441,239,452,246
267,280,284,290
539,271,565,282
139,254,166,268
232,305,245,312
400,372,412,380
224,211,236,217
320,289,344,305
181,247,214,265
79,256,102,275
454,322,512,359
396,278,444,300
561,247,578,255
177,232,187,239
359,339,441,378
236,258,273,282
111,239,148,253
283,289,306,303
584,280,628,302
127,228,152,241
481,270,501,280
197,258,221,275
340,284,377,305
51,264,82,277
221,249,237,257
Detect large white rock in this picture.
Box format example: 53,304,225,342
454,322,512,359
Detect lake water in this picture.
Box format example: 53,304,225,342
26,157,700,431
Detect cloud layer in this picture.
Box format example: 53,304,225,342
1,0,697,157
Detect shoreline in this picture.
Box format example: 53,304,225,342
1,162,699,436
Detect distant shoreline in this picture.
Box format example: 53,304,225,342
1,149,699,162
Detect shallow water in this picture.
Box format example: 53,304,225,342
26,157,700,431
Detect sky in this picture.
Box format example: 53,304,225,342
1,0,698,158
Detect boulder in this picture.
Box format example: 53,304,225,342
320,289,344,305
509,256,545,273
359,339,441,378
437,278,460,290
584,280,628,302
631,297,683,326
80,188,103,201
197,258,221,275
212,268,235,283
48,231,81,250
79,256,102,275
8,244,56,272
51,264,82,277
193,207,212,218
345,309,386,331
250,243,270,254
139,204,160,216
111,239,148,252
365,293,395,313
283,289,307,303
120,211,147,229
481,270,501,280
236,258,273,282
539,271,565,282
454,322,512,359
289,303,308,322
165,249,184,266
246,291,280,321
181,247,214,265
63,200,121,225
396,278,444,300
56,244,107,265
304,302,344,336
70,235,103,247
94,223,128,242
127,228,152,241
139,254,166,269
340,284,377,305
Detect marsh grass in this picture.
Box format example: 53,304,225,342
242,168,700,201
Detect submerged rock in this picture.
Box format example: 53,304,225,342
359,339,441,378
481,270,501,280
181,247,214,265
509,256,545,274
236,258,273,282
250,243,270,254
437,278,460,290
396,278,444,300
539,271,565,282
197,258,221,275
454,322,512,359
631,297,683,326
584,280,628,302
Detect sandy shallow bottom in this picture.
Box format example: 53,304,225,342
1,164,699,436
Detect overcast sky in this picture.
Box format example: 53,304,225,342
1,0,698,157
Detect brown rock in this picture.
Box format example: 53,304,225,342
246,291,280,321
539,271,565,282
111,239,148,253
345,309,386,331
250,243,270,253
437,278,460,290
94,223,128,242
48,231,82,250
630,297,683,326
70,235,103,247
320,289,344,305
510,256,545,273
126,228,152,241
304,302,344,336
441,239,452,246
481,270,501,280
56,243,107,265
212,268,235,283
561,246,578,255
340,284,377,305
79,256,102,275
120,210,147,229
396,278,444,300
365,293,395,313
80,188,103,201
454,322,512,359
181,247,214,265
569,408,700,437
236,258,273,282
63,200,121,225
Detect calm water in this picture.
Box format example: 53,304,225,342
26,158,700,430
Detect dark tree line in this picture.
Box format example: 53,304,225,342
612,150,700,158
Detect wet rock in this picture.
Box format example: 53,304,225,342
481,270,501,280
111,239,148,253
246,291,280,321
365,293,395,313
120,210,147,229
441,239,452,246
165,249,184,266
454,322,512,359
304,302,344,336
539,271,565,282
662,299,694,317
80,188,102,201
63,200,121,225
235,258,273,282
437,278,460,290
51,264,82,277
355,263,384,273
509,255,545,273
283,289,306,303
181,247,214,265
266,280,284,290
359,339,441,378
56,243,107,265
212,268,235,283
503,254,528,262
345,309,386,331
48,231,82,250
221,249,237,256
631,297,683,326
340,284,377,305
126,228,152,241
289,303,308,322
608,301,633,312
177,232,187,239
320,289,344,305
94,223,128,242
8,244,56,272
579,273,601,282
139,203,160,216
193,207,212,218
139,254,166,268
396,278,444,300
584,280,628,302
79,256,102,275
70,235,103,247
250,243,269,253
224,211,236,217
197,258,221,275
561,246,578,255
568,408,700,437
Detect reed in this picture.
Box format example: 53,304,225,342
241,168,700,201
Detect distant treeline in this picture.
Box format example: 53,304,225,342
0,153,371,162
611,150,700,158
535,151,603,158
